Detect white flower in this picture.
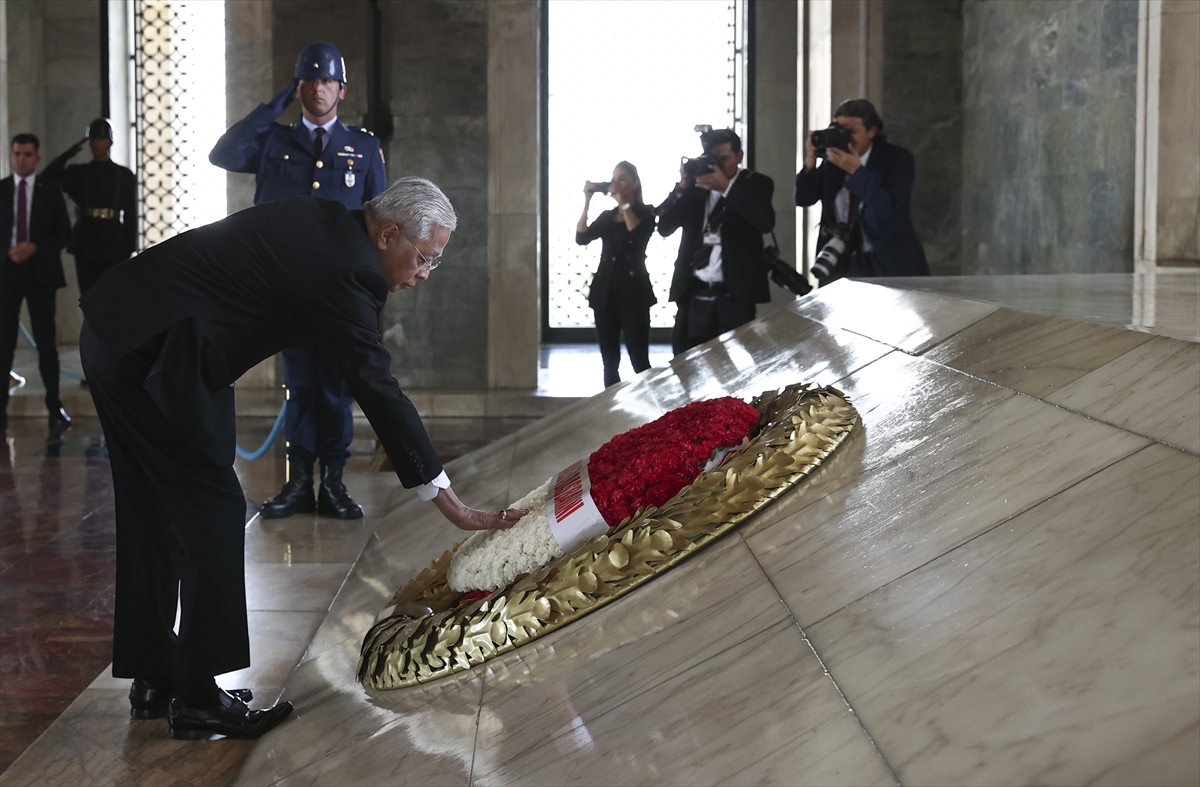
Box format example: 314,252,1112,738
447,477,564,592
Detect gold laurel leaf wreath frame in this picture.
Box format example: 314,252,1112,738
358,383,859,690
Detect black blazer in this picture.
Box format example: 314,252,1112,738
576,204,656,312
657,169,775,304
81,197,442,486
1,175,72,290
794,139,929,279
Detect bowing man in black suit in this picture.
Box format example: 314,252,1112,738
79,177,520,740
577,161,657,388
795,99,929,284
1,133,73,431
657,128,775,356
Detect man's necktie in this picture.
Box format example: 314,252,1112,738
313,128,325,159
848,193,860,226
16,179,28,243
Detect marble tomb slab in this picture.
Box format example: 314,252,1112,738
806,443,1200,786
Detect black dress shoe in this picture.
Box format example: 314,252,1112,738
130,678,253,720
318,464,364,519
260,460,316,519
48,405,71,427
168,693,293,740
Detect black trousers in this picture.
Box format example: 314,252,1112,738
671,280,756,356
0,262,61,417
80,322,250,683
593,298,651,388
282,343,354,467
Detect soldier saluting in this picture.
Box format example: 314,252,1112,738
42,118,138,294
210,42,387,522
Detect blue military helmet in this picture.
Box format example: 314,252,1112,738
294,42,347,84
86,118,114,141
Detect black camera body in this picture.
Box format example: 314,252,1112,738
764,242,812,297
682,153,719,180
590,181,611,195
810,123,852,159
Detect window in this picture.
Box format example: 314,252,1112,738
543,0,745,338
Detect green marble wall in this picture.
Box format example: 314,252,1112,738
960,0,1139,274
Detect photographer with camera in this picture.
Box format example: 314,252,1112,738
658,128,775,356
577,162,656,388
795,99,928,286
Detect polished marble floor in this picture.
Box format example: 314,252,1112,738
2,276,1198,786
0,416,529,782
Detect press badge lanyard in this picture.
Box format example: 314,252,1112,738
702,193,722,246
703,170,740,246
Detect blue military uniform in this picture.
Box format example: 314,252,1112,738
209,75,386,512
209,104,386,207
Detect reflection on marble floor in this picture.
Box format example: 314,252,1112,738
0,417,524,784
3,277,1197,786
877,271,1200,342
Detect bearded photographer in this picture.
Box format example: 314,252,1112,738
795,99,929,285
657,128,775,356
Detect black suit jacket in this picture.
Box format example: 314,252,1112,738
657,169,775,304
1,175,72,290
576,204,657,312
794,139,929,279
80,197,442,485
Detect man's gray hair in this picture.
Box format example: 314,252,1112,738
364,176,458,239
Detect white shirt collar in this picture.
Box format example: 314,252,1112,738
14,173,36,188
301,116,339,135
723,167,743,196
859,145,873,166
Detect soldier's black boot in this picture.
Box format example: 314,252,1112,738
259,461,316,519
317,464,363,519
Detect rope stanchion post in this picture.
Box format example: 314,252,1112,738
235,399,288,461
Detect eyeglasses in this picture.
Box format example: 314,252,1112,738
402,230,442,273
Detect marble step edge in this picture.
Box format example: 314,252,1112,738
5,386,582,420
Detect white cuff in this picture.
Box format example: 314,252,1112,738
415,470,451,501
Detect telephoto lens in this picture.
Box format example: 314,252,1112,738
811,226,851,282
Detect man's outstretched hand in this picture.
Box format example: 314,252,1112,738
430,485,526,531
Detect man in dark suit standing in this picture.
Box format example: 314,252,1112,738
658,128,775,356
80,177,518,740
795,99,929,284
1,133,73,432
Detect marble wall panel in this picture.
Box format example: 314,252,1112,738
486,0,539,390
961,0,1138,274
225,0,272,216
271,0,492,391
882,0,963,276
270,0,369,124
